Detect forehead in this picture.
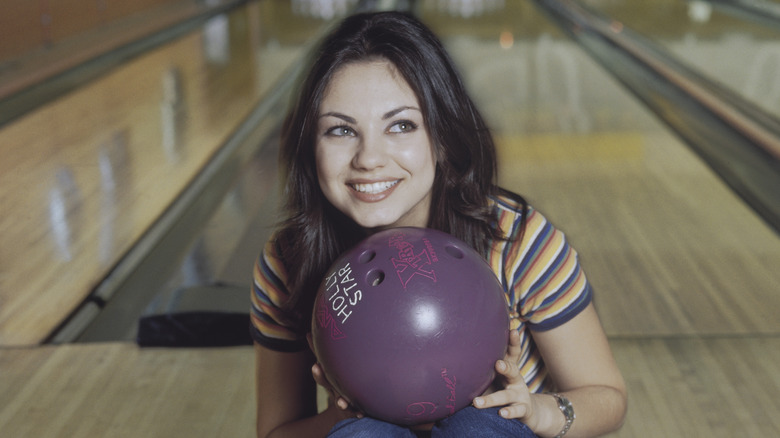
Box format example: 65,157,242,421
320,60,418,109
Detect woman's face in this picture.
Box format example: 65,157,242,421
315,60,436,230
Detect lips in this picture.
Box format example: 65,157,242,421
349,179,400,202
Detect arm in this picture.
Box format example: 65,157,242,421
474,303,627,437
255,343,351,438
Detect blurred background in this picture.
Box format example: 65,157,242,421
1,0,778,436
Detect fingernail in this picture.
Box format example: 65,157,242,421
500,409,508,418
473,397,484,407
497,360,506,371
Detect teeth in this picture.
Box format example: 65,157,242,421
352,180,398,194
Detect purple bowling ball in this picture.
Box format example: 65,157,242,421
311,227,509,426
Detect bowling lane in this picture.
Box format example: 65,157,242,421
0,1,336,346
0,343,256,437
417,1,780,337
418,3,780,434
0,0,246,124
1,3,779,437
586,0,780,120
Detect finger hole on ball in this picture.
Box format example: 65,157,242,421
358,250,376,263
366,269,384,286
445,245,465,259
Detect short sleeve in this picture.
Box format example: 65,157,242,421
250,237,308,352
492,200,592,332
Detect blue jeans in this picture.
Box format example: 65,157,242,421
328,406,538,437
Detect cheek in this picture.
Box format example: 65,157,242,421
409,142,437,175
315,145,347,188
395,134,435,162
314,146,331,188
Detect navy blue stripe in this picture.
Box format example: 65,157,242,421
528,284,593,332
511,219,553,288
527,244,570,298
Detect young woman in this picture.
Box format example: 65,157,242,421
251,11,626,438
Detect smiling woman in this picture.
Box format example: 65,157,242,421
315,60,436,230
251,11,626,438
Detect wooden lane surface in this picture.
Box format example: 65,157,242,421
0,0,231,101
607,336,780,436
433,10,780,434
0,1,325,346
1,336,778,437
496,128,780,337
435,30,780,337
0,343,255,437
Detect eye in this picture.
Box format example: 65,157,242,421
325,125,355,137
388,120,418,134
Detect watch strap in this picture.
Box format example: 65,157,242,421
549,392,575,437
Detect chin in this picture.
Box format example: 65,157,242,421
355,219,397,231
352,214,402,230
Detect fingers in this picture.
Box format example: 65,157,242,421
473,390,531,420
497,402,531,419
473,352,532,420
312,364,363,418
473,385,531,420
473,388,514,409
495,358,523,385
473,361,526,407
311,363,331,389
474,391,530,418
311,363,340,403
311,363,344,402
505,329,522,364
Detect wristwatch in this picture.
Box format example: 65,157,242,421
550,393,575,437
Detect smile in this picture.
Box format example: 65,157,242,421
351,180,399,195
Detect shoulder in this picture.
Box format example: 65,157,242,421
251,232,309,351
490,188,527,215
258,232,287,272
489,189,541,241
253,232,292,305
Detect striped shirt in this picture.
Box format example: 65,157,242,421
250,194,592,392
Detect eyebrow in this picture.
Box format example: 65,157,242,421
381,106,420,120
319,112,356,124
318,106,421,123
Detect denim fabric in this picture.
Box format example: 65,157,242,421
328,406,538,437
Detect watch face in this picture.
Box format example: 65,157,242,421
553,393,575,426
563,401,575,418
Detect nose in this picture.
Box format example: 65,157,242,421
351,133,387,170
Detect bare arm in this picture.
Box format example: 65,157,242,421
532,303,627,436
255,343,349,438
475,303,627,437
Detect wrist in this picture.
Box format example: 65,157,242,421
529,393,574,438
548,393,575,438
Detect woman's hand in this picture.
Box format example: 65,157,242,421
472,330,545,430
473,305,629,437
308,331,364,423
310,362,364,421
